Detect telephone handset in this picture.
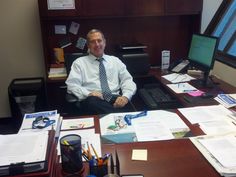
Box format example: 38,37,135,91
170,60,190,73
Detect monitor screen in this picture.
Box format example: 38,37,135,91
188,34,218,71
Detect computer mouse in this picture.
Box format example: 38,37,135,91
201,93,214,98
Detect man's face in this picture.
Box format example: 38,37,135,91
87,32,106,58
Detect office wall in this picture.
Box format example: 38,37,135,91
201,0,236,87
0,0,235,118
0,0,45,118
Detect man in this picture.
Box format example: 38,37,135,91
66,29,137,114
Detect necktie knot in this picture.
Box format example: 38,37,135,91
97,58,104,62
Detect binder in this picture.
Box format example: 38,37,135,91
0,130,57,177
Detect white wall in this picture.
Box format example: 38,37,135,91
0,0,45,118
201,0,236,87
201,0,223,33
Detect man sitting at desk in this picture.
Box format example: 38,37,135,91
66,29,137,114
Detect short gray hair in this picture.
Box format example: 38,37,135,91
86,29,105,42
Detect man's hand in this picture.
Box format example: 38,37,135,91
88,91,104,99
113,96,128,108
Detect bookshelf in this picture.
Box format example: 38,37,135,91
38,0,203,113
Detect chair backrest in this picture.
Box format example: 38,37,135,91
64,53,88,75
120,52,150,76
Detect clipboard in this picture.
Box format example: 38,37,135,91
0,130,56,177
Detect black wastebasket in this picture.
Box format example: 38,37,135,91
8,77,48,129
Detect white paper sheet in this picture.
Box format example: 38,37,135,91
178,105,232,124
0,132,48,166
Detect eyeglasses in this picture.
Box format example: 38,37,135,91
32,116,55,129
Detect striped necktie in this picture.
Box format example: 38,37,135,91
97,58,112,102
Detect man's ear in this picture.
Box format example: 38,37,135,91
104,38,106,47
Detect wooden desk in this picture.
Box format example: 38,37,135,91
54,114,223,177
103,140,219,177
54,69,236,177
149,68,236,107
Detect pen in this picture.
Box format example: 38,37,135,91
87,141,92,160
183,89,197,93
63,140,74,150
90,144,99,159
90,144,103,165
63,140,70,146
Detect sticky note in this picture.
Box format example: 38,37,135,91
132,149,147,161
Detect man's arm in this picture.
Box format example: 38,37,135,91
65,62,90,100
118,61,137,100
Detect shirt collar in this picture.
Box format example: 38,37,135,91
89,53,107,62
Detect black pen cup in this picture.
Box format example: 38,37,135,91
60,134,84,175
89,163,108,177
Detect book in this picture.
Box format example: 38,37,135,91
215,94,236,108
53,48,64,63
18,110,62,138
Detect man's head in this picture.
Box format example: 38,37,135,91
87,29,106,58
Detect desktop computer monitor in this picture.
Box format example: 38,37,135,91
188,34,218,87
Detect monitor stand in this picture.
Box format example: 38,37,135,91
191,71,215,88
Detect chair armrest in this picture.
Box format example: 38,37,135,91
65,93,79,103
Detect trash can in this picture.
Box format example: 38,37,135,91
8,77,48,128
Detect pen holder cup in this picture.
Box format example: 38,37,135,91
60,134,84,175
89,164,108,177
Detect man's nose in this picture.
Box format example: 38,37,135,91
94,40,100,45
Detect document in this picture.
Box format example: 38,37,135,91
61,117,94,130
166,82,198,94
162,73,196,83
190,133,236,176
199,120,236,135
132,119,174,142
99,110,190,143
178,105,233,124
0,132,48,166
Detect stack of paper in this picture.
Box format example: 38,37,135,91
162,73,196,83
215,94,236,108
178,105,236,136
48,67,67,78
190,133,236,177
18,110,62,138
0,131,48,167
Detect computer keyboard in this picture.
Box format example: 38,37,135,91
138,87,175,109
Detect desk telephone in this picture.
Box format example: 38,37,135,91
169,60,190,73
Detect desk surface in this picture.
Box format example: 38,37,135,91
54,114,223,177
149,68,236,107
102,140,219,177
55,69,236,177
